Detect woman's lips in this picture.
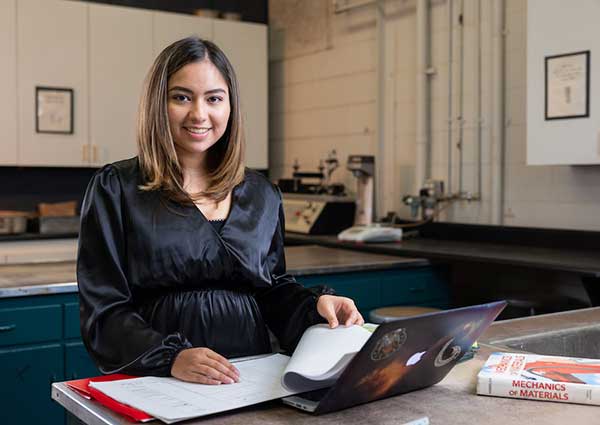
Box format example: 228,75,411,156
184,127,211,139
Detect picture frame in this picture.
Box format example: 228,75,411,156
35,86,74,134
545,51,590,120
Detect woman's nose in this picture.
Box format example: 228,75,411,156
188,101,207,122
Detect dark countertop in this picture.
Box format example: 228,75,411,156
286,233,600,277
285,245,428,276
0,245,428,298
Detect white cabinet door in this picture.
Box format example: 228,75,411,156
17,0,88,166
89,4,153,166
214,21,268,169
153,11,213,57
0,0,17,165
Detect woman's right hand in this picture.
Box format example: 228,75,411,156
171,347,240,384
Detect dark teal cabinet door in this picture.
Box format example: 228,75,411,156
297,267,450,318
379,268,449,307
297,274,380,318
0,304,62,346
65,341,101,380
64,302,81,339
0,343,64,424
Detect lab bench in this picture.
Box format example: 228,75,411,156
0,245,449,424
52,308,600,425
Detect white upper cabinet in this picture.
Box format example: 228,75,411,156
0,0,17,165
89,4,153,166
527,0,600,165
214,21,268,169
4,2,267,168
17,0,88,166
153,11,213,56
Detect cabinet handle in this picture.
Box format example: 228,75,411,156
83,145,89,162
93,145,98,163
0,324,16,332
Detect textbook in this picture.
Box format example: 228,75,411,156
476,352,600,405
86,324,374,423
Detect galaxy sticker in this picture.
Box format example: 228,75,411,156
434,338,462,367
370,328,407,361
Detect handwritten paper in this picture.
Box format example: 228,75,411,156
89,354,294,423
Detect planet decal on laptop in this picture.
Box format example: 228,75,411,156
370,328,407,361
434,337,462,367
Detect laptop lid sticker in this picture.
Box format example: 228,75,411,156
370,328,407,361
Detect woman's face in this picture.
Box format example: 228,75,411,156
167,59,231,162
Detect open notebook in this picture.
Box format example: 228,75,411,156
85,325,373,423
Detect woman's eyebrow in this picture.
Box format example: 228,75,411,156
168,86,193,94
204,88,227,95
167,87,227,95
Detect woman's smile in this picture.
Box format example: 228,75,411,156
184,126,212,137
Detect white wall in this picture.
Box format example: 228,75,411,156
269,0,600,231
269,0,377,193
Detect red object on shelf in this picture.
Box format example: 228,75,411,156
66,374,154,422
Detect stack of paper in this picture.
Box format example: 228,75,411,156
80,324,373,423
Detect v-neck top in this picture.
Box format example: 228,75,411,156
77,157,324,376
208,219,226,233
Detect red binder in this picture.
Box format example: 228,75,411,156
66,374,154,422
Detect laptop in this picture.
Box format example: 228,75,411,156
282,300,506,414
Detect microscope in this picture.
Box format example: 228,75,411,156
346,155,374,226
338,155,403,243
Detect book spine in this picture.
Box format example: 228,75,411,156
477,376,600,406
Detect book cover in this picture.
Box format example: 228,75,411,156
477,352,600,405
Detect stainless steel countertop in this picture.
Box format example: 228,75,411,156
0,245,428,298
51,307,600,425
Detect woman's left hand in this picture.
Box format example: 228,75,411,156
316,295,365,328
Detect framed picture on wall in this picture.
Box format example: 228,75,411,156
545,50,590,120
35,86,74,134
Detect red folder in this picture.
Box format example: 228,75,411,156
66,374,154,422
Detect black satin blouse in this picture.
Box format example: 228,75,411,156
77,158,324,376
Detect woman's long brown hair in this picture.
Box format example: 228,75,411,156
137,37,245,204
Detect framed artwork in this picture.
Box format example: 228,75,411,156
545,51,590,120
36,86,74,134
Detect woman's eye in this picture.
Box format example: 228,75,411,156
172,94,191,102
207,96,223,104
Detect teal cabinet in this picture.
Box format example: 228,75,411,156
0,343,64,424
0,304,62,345
66,341,101,381
296,266,449,319
0,293,100,425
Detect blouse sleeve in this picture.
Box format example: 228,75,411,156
77,166,191,376
254,191,328,353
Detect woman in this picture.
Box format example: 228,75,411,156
77,37,363,386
